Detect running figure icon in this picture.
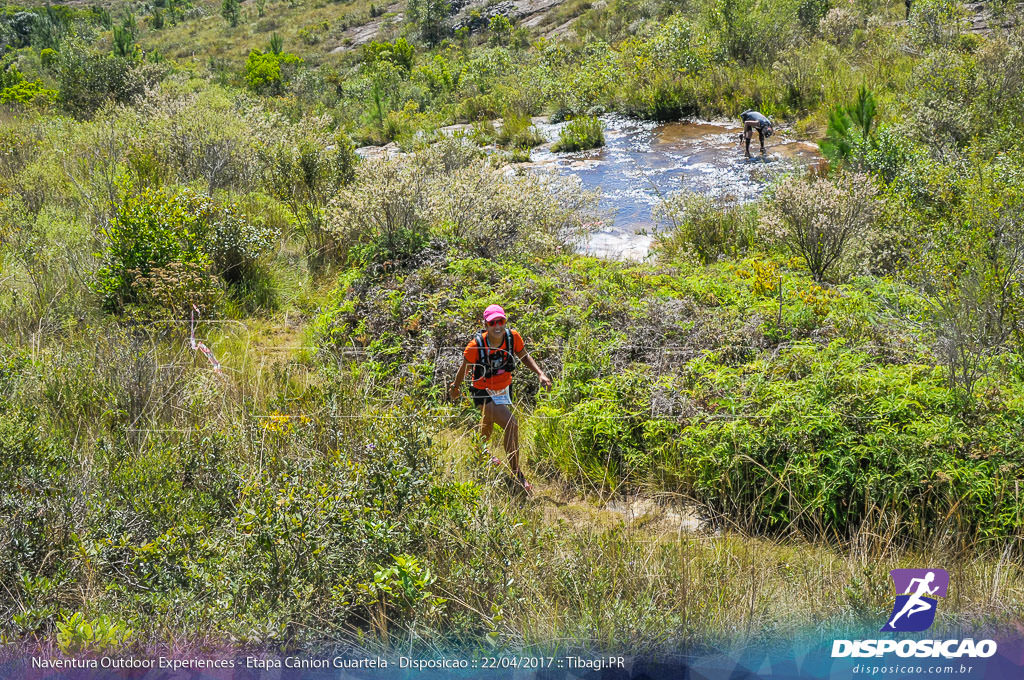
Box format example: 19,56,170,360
881,568,949,633
886,572,938,629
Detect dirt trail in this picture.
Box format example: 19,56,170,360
439,429,706,537
528,478,703,536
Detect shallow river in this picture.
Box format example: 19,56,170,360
528,115,822,259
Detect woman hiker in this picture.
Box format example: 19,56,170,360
448,304,552,493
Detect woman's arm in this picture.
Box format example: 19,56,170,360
449,358,470,400
517,349,552,389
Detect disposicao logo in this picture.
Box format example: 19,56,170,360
831,568,998,659
881,568,948,633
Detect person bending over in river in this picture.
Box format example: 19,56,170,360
740,110,774,158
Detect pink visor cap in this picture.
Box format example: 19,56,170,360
483,304,506,323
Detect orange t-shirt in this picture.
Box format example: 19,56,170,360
464,330,524,390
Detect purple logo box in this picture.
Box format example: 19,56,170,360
891,568,949,597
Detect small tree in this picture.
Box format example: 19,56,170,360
112,25,139,59
407,0,450,45
8,12,38,48
488,14,512,46
765,171,878,282
221,0,241,27
928,268,1007,397
264,133,357,271
31,5,67,50
820,86,877,167
122,11,138,39
920,174,1024,397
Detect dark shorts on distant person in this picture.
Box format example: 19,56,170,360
470,385,512,408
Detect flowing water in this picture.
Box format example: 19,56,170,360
358,114,823,260
527,115,822,260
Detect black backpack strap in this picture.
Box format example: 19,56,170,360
474,330,487,378
506,328,514,366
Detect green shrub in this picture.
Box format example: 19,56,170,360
653,193,757,264
531,327,1024,543
457,94,502,122
534,368,659,487
0,394,74,593
137,86,262,193
95,185,274,313
488,14,513,46
0,60,21,91
712,0,798,64
772,43,830,113
614,17,712,119
39,47,57,67
56,613,133,653
30,5,69,50
506,147,532,163
0,78,56,105
111,25,138,59
302,20,330,46
675,344,1024,543
356,554,446,639
221,0,240,27
96,185,209,312
364,37,414,70
381,100,438,147
225,410,437,638
905,48,976,154
244,49,304,95
797,0,830,30
407,0,450,45
552,116,605,152
54,45,161,118
4,11,37,48
0,58,56,106
820,86,877,167
618,72,697,121
263,130,357,271
763,172,878,282
908,0,962,49
494,113,543,149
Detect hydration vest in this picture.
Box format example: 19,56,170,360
472,329,517,380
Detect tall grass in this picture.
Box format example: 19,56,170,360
2,0,1023,655
552,116,605,152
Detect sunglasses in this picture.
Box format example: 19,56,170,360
486,318,506,327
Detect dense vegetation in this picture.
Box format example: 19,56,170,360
1,0,1024,656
